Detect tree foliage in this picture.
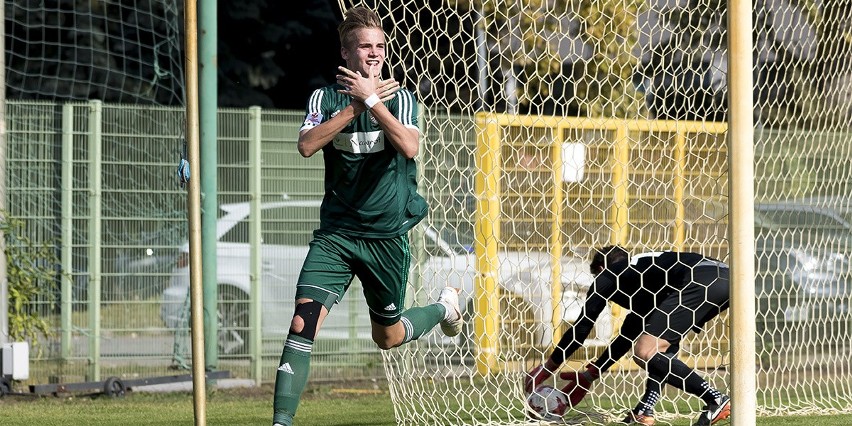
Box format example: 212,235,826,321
4,0,184,105
647,0,852,127
573,0,646,118
446,0,645,117
2,213,61,350
218,0,342,108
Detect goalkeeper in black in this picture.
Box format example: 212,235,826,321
525,246,731,426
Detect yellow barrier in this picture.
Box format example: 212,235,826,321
473,112,728,375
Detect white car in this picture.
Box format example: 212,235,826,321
160,199,598,354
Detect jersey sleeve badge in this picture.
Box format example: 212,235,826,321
303,111,323,128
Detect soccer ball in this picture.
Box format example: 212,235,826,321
526,385,568,421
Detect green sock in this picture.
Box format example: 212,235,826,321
400,303,445,343
272,334,313,425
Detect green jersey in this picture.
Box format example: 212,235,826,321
300,84,428,238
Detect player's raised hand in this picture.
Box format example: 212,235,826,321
376,77,399,102
335,65,378,101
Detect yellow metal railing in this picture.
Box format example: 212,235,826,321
473,112,728,375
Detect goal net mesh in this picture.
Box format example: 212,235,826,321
336,0,852,424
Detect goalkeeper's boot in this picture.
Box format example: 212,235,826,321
693,395,731,426
620,408,656,426
437,287,463,337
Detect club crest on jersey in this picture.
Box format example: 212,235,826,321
304,111,322,127
369,112,378,126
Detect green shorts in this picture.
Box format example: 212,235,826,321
296,231,410,326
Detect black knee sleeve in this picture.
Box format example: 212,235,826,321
291,301,324,340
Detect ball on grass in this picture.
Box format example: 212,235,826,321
526,385,568,421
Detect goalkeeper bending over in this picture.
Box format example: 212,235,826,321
525,246,731,426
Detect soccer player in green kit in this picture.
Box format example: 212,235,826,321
272,6,463,426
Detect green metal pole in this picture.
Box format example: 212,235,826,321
87,100,103,382
248,106,262,384
60,103,73,360
411,104,426,307
199,0,218,370
0,4,7,347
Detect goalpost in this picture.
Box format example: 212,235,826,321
336,1,852,425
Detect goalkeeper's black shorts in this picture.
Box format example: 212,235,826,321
644,264,730,342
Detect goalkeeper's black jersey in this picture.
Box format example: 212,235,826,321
590,251,716,315
554,251,727,362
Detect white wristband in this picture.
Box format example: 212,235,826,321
364,93,380,109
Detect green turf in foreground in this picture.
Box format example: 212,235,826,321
0,385,851,426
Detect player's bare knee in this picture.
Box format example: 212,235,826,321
290,300,324,340
372,332,402,350
633,345,656,362
289,316,305,334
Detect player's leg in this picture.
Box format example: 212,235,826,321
689,265,730,426
273,233,352,426
634,266,730,425
622,342,680,425
358,234,460,349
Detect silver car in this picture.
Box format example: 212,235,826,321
160,199,597,354
754,201,852,337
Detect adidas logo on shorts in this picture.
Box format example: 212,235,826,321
384,303,397,311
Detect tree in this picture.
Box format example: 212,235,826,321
403,0,646,117
4,0,184,105
218,0,342,108
640,0,852,126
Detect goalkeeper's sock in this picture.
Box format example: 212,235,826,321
646,352,718,403
634,342,677,413
272,334,313,426
399,304,445,344
634,376,662,414
698,382,723,405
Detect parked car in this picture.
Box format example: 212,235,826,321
111,230,181,299
160,199,597,355
753,201,852,338
60,222,182,309
417,226,605,349
161,194,852,355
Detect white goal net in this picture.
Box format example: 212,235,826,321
337,0,852,425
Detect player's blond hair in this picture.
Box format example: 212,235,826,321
338,6,383,48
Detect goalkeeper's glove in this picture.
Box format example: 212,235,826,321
559,364,600,407
524,364,554,393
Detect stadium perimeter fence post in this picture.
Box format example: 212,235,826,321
87,100,103,382
199,0,219,372
0,3,7,347
60,104,74,360
728,0,757,425
248,106,263,385
184,0,208,423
